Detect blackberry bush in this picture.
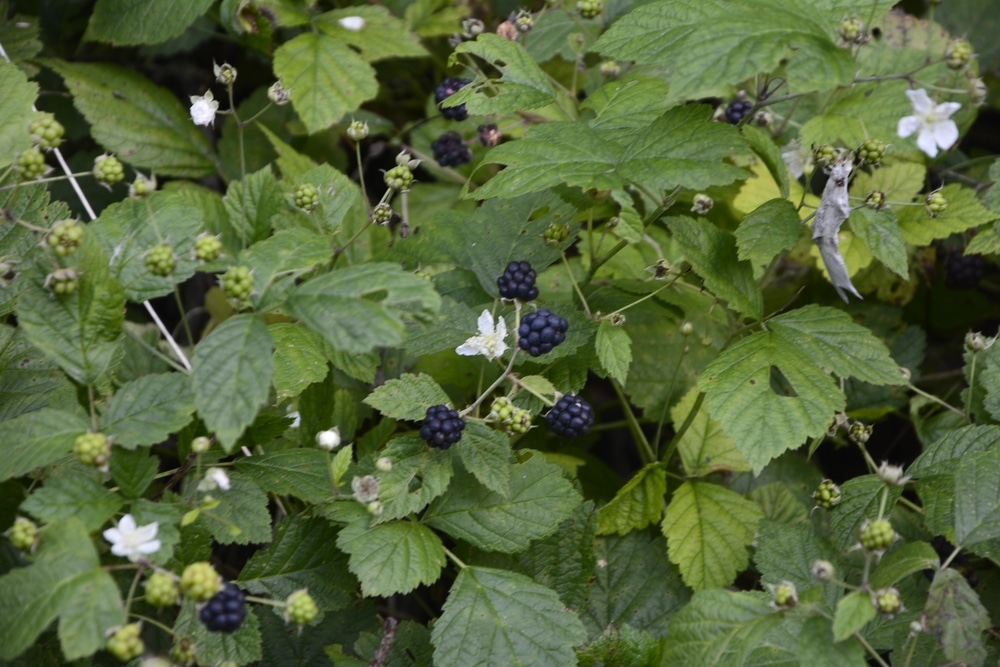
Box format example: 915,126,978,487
517,308,568,356
497,260,539,301
435,77,471,120
199,582,247,633
431,131,472,167
419,404,465,449
546,395,594,437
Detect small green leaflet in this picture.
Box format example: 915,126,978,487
363,373,452,421
595,321,632,385
869,541,940,590
84,0,214,46
828,475,902,550
314,6,426,62
195,472,272,545
336,520,446,597
953,447,1000,549
454,421,511,496
0,61,38,171
832,590,876,641
236,449,334,505
99,372,195,448
374,436,453,522
735,198,802,272
897,184,997,245
797,617,866,667
596,463,665,536
224,166,285,245
21,470,123,531
269,324,328,401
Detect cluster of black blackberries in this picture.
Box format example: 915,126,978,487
435,77,471,121
724,99,753,125
199,582,247,633
546,395,594,437
497,260,539,301
518,309,568,357
431,131,473,167
944,250,987,289
420,404,465,449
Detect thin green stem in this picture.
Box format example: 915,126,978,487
123,564,146,618
0,172,92,192
246,595,286,608
128,613,175,635
611,378,655,465
460,303,522,417
966,352,978,421
605,279,677,319
354,140,372,217
443,545,467,569
653,344,691,454
173,286,194,347
940,545,962,571
87,384,99,432
122,326,188,373
877,485,889,521
854,630,890,667
560,250,591,317
908,383,968,421
661,391,703,467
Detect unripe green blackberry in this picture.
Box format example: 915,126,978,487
865,190,886,210
191,435,212,453
969,76,988,106
773,581,797,609
180,561,222,602
544,221,570,245
813,479,841,509
838,15,864,44
46,219,84,257
129,172,157,198
194,235,222,262
28,112,65,150
145,243,176,277
293,183,320,212
15,147,47,181
45,268,78,296
577,0,602,19
945,39,973,70
372,202,394,225
74,431,110,468
926,190,948,217
874,587,902,616
600,61,620,77
221,265,253,302
848,421,872,444
107,623,144,662
94,154,125,187
856,138,886,165
285,589,319,625
490,396,515,422
144,571,179,607
171,639,196,666
384,165,414,191
860,518,896,551
10,517,38,551
813,144,838,167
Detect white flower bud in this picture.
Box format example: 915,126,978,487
316,428,342,450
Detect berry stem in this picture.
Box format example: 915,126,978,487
611,378,655,465
508,374,555,408
660,390,703,467
245,594,286,607
87,384,99,432
173,286,195,348
128,613,175,636
122,562,147,618
653,340,692,453
560,250,592,318
907,382,967,421
442,545,467,570
854,630,891,667
939,544,962,571
354,138,372,218
0,172,93,193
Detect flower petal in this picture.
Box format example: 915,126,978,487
118,514,137,532
916,128,939,158
935,101,962,120
476,309,494,336
456,339,487,356
137,539,161,555
103,527,122,543
135,521,159,542
897,115,920,139
905,88,934,113
496,315,507,341
932,119,959,151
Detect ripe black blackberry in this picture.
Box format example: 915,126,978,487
497,260,539,301
546,395,594,437
435,77,471,121
518,309,568,356
945,250,987,289
431,131,472,167
199,582,247,633
420,404,465,449
724,100,753,125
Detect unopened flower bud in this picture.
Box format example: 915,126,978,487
316,428,342,450
691,193,713,215
945,39,974,70
772,581,797,609
375,457,393,472
848,421,872,444
812,560,835,582
968,76,988,106
600,61,620,78
214,62,238,86
346,119,369,141
268,80,291,105
191,436,212,454
461,18,485,38
865,190,886,210
966,331,994,352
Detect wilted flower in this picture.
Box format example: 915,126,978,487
189,91,219,127
897,89,960,158
876,461,912,487
103,514,160,562
268,80,291,106
352,475,380,503
456,310,509,360
198,467,231,492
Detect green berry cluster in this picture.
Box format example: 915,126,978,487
874,588,902,616
926,190,948,217
16,147,47,181
577,0,602,19
107,623,144,662
373,202,394,225
838,15,864,44
600,61,620,78
194,235,222,262
221,266,253,302
130,173,156,198
180,561,222,602
46,219,84,257
860,518,896,551
10,517,38,551
285,589,319,625
813,479,842,509
384,165,414,191
946,39,974,70
145,571,179,607
865,190,886,210
848,421,872,444
856,138,886,165
293,183,320,212
813,143,838,166
46,268,78,296
489,397,533,434
346,120,369,141
171,639,196,666
145,243,176,277
28,112,65,150
94,155,125,187
773,582,797,608
74,432,110,468
544,222,570,245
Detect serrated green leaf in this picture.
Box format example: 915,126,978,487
953,447,1000,549
669,216,763,318
243,227,333,311
596,464,665,536
240,516,354,611
596,321,632,385
447,34,557,114
0,518,125,661
425,452,580,553
43,59,217,177
671,386,750,477
578,624,663,667
454,421,511,496
798,617,866,666
754,521,838,598
743,125,790,199
336,519,445,597
99,372,195,448
314,6,426,62
849,206,908,279
84,0,214,45
869,541,940,590
191,314,274,452
109,447,158,498
174,599,262,665
520,374,557,399
924,568,989,666
983,159,1000,214
0,322,78,423
269,323,328,400
898,184,997,245
582,76,673,133
525,8,602,63
828,475,902,550
749,483,808,524
832,590,876,642
517,501,596,610
331,443,353,487
0,61,38,171
236,449,334,505
0,13,41,77
21,471,123,531
735,198,802,270
661,481,763,590
224,165,285,245
0,408,89,482
197,472,272,545
405,0,469,37
286,263,441,354
273,32,378,134
431,566,586,667
375,436,453,522
363,373,452,421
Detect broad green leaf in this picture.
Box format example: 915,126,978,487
17,233,125,386
375,436,453,522
363,373,452,421
848,206,908,279
241,516,354,611
578,624,662,667
583,530,690,637
0,61,38,171
832,590,876,642
109,447,158,498
754,521,838,596
269,323,328,400
517,501,596,610
897,184,997,245
924,568,989,666
983,159,1000,214
43,59,217,177
273,32,378,134
431,566,586,667
294,163,363,234
447,34,558,114
99,372,195,448
797,617,866,666
21,470,123,531
286,263,441,354
336,519,445,597
735,198,802,270
0,13,41,77
0,518,125,661
405,0,469,37
331,444,353,487
196,472,272,545
174,600,262,666
454,421,511,496
526,8,603,63
596,464,665,536
224,165,285,245
425,452,580,553
593,0,858,104
84,0,214,45
742,125,790,199
0,408,88,482
0,316,76,422
870,541,940,590
314,6,427,61
849,161,924,206
671,387,750,476
581,76,673,133
243,227,333,311
748,483,808,525
661,481,762,590
190,314,274,452
236,449,334,505
596,321,632,385
954,447,1000,549
669,216,762,319
828,475,901,550
256,123,316,183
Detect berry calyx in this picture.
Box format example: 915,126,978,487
107,623,144,662
856,138,887,165
346,119,369,141
546,395,594,437
874,587,903,616
517,308,568,356
419,404,465,449
926,190,948,217
180,561,222,602
94,154,125,187
435,77,471,121
293,183,320,212
74,431,110,468
221,265,253,302
497,260,539,301
199,582,247,633
145,571,179,607
45,267,78,296
28,112,65,150
384,165,414,192
860,518,896,551
813,479,842,509
945,39,974,70
15,147,47,181
144,243,176,277
478,123,501,147
46,219,84,257
431,131,472,168
577,0,603,19
724,99,753,125
285,589,319,625
865,190,886,210
129,172,157,198
10,517,38,551
848,421,872,444
838,15,865,45
194,235,222,262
